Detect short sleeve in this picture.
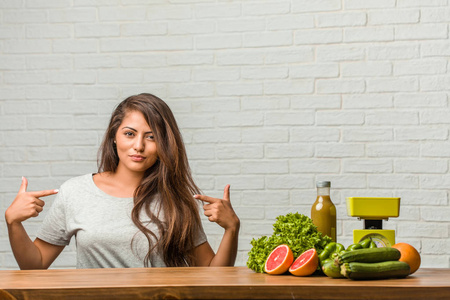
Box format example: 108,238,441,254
194,221,207,247
36,188,72,246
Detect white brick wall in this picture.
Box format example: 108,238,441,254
1,0,449,270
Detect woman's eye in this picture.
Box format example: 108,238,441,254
124,131,134,137
146,135,154,140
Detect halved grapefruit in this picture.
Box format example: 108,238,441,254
264,244,294,275
289,248,319,277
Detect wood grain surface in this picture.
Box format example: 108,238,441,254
0,267,449,299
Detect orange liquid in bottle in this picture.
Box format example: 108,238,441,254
311,182,336,242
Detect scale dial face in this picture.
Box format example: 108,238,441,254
359,233,392,247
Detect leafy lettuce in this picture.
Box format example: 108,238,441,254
247,212,332,273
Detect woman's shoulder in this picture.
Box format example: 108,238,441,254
59,173,95,192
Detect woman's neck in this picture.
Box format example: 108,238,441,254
95,168,144,198
116,166,144,188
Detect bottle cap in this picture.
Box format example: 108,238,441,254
316,181,331,188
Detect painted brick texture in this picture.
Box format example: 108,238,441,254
1,0,449,270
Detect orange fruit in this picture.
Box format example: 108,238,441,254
289,248,319,277
264,244,294,275
392,243,421,274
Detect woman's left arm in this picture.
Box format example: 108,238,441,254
192,185,240,266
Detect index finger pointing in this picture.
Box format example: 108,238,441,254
29,189,59,198
193,194,218,204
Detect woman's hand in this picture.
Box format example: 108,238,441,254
194,185,240,231
5,177,59,225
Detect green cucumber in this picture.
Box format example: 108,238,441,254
336,247,401,265
340,261,410,280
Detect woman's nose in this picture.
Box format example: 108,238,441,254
133,137,145,152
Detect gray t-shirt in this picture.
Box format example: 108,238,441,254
37,174,207,269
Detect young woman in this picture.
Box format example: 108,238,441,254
5,93,240,269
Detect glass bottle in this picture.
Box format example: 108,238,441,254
311,181,336,242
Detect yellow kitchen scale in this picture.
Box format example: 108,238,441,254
346,197,400,247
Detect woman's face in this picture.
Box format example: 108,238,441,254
114,110,158,176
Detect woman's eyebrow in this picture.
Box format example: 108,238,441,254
122,126,137,131
122,126,153,134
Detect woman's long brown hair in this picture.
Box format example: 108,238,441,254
98,93,202,267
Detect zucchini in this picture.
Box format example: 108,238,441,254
321,259,345,278
340,261,410,280
336,247,401,265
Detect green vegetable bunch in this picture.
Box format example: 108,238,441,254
247,212,332,273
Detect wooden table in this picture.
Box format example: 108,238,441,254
0,267,449,299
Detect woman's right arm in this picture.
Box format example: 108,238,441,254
5,177,64,270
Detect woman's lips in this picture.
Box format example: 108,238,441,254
129,155,146,162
